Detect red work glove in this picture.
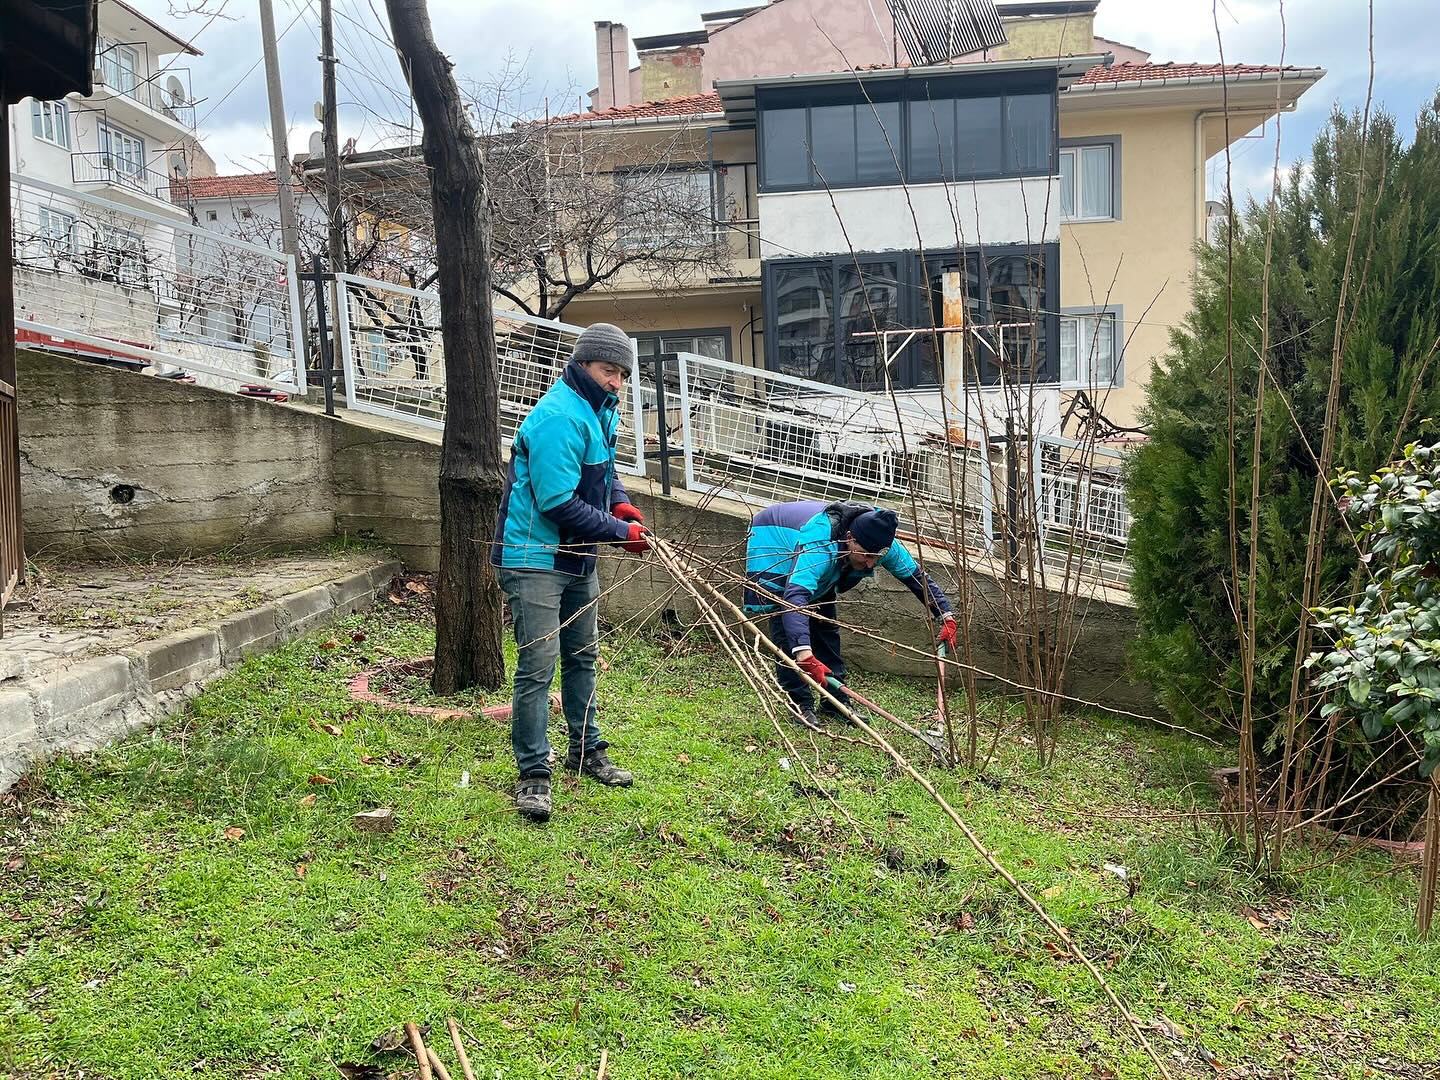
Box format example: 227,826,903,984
796,652,832,686
611,501,645,524
622,521,651,554
938,614,959,651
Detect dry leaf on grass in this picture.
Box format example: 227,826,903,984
308,774,335,786
223,827,245,841
299,793,317,807
311,720,343,738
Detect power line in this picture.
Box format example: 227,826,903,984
196,1,308,128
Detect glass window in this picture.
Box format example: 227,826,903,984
762,108,809,188
1061,312,1118,386
773,262,834,381
808,104,857,186
837,261,900,391
855,102,902,184
908,97,955,181
1005,93,1052,175
617,168,713,249
100,125,146,184
986,253,1047,379
30,101,71,149
919,254,985,385
1060,144,1114,221
1058,149,1076,219
366,330,390,375
100,42,140,97
954,97,1003,177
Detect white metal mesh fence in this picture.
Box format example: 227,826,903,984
10,175,303,389
673,352,995,552
1033,434,1133,586
334,273,644,475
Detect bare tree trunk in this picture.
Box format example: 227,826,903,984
385,0,505,692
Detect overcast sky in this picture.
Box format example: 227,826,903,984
136,0,1439,203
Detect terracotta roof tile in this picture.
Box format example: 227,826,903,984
1075,61,1314,86
176,172,283,199
553,93,724,124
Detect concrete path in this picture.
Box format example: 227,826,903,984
0,551,403,790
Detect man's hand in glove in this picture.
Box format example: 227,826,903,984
622,522,651,554
612,501,645,524
796,651,832,686
938,614,959,651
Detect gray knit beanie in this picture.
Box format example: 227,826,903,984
572,322,634,374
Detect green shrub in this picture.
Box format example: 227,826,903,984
1126,96,1440,809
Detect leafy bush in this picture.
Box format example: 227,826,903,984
1310,440,1440,777
1126,95,1440,809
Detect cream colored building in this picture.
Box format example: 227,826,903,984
559,0,1322,437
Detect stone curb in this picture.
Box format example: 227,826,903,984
0,556,405,792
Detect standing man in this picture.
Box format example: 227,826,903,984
743,500,958,724
492,323,649,823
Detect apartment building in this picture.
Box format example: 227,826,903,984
561,0,1324,436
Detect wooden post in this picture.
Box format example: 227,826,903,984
0,67,26,615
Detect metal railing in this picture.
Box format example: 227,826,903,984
671,351,996,553
1033,434,1133,586
10,174,304,390
332,272,645,476
71,151,180,207
93,59,197,129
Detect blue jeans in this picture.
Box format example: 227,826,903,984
498,567,604,779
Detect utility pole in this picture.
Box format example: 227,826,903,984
319,0,346,276
258,0,301,268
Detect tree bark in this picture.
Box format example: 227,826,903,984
384,0,505,692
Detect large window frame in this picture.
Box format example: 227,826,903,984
633,328,732,363
762,244,1059,390
1059,305,1123,389
757,72,1058,194
1058,136,1121,223
31,100,72,149
614,165,715,251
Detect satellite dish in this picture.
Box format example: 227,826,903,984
170,153,188,176
165,75,186,105
308,131,324,159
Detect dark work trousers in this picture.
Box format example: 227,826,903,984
768,593,849,711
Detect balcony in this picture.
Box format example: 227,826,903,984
90,60,196,134
71,152,185,215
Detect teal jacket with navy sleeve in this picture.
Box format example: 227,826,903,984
743,500,952,650
492,359,631,575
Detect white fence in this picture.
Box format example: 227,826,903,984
332,273,645,476
1034,434,1133,585
10,174,303,390
669,352,996,553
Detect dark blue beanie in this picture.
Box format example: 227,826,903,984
849,508,898,554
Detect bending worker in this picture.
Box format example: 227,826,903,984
492,322,650,824
743,500,958,725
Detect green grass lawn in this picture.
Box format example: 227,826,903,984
2,601,1438,1079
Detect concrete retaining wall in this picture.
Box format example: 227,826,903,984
15,352,1149,711
18,349,336,559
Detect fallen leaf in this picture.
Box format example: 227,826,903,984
1042,884,1065,899
677,753,691,765
295,862,308,879
311,720,343,737
223,827,245,841
4,856,22,871
308,774,335,786
959,912,976,931
320,639,340,651
350,631,367,643
299,793,317,807
405,580,430,595
744,744,758,753
387,593,404,605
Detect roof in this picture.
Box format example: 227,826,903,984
176,172,281,199
4,0,96,103
108,0,203,57
557,60,1323,126
552,93,725,125
1075,61,1320,86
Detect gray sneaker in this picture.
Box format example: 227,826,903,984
515,775,552,822
564,747,633,787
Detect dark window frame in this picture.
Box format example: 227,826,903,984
756,71,1058,194
633,326,734,363
762,243,1059,390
